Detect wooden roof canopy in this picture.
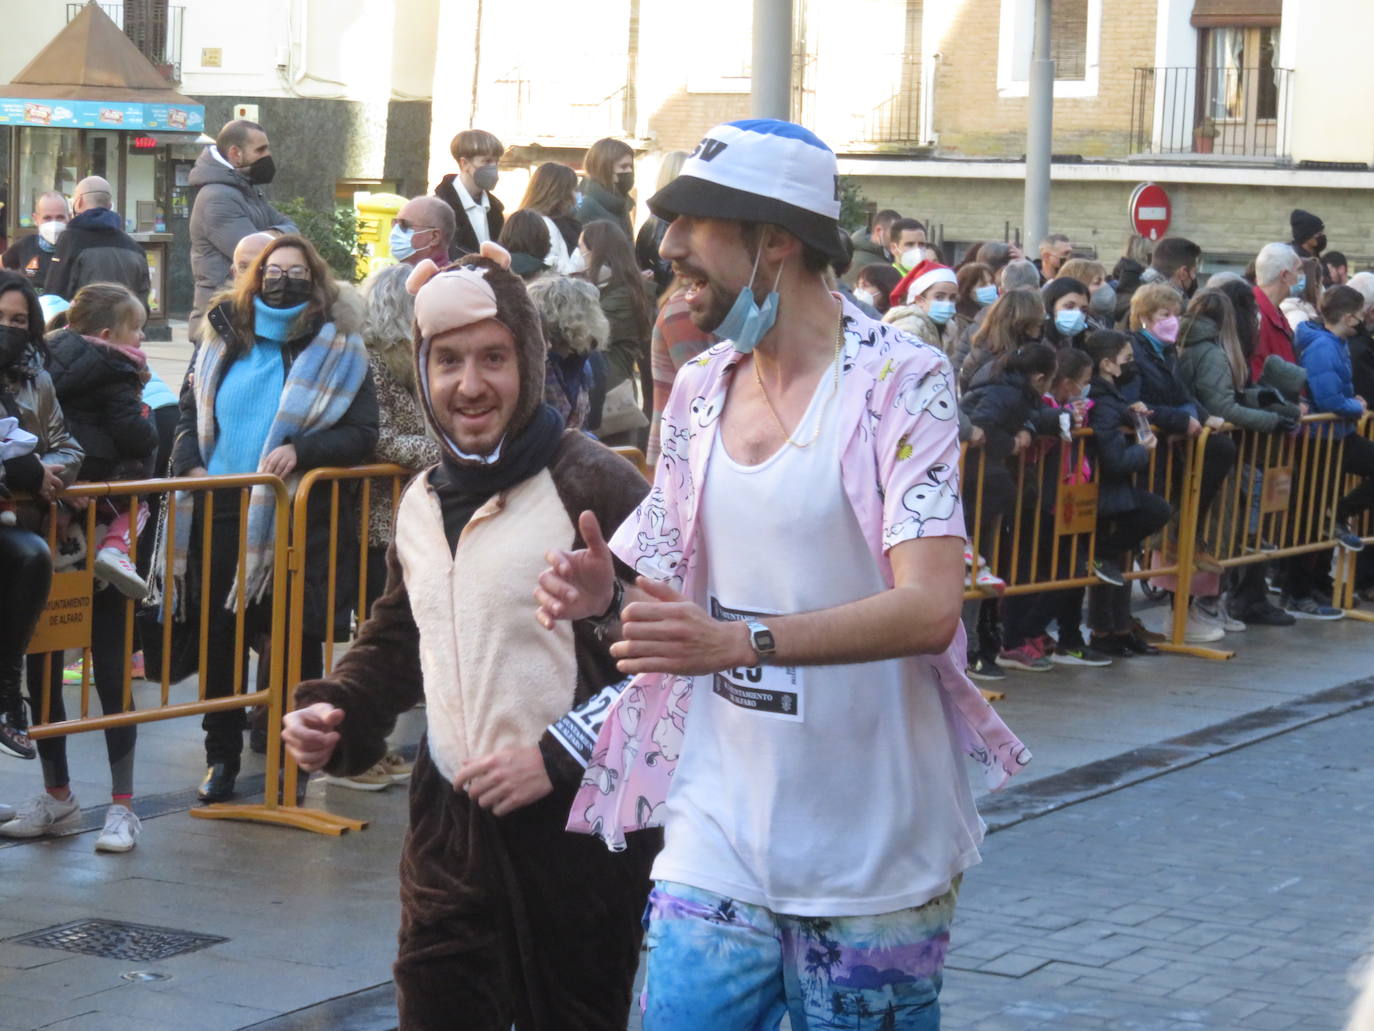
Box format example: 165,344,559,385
1,1,198,106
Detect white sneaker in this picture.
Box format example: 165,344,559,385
95,804,141,853
94,547,149,600
1199,600,1246,633
0,792,80,838
1183,606,1225,644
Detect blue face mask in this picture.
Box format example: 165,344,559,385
975,284,998,306
714,246,783,354
390,223,418,262
1055,308,1088,336
927,299,957,325
1290,274,1307,298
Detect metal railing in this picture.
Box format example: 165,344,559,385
857,56,922,146
66,2,185,81
1131,65,1292,159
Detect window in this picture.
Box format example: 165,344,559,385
996,0,1102,99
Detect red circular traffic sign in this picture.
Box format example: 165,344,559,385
1129,183,1172,241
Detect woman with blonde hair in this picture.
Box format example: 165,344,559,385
636,150,689,294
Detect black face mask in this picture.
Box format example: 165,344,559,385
242,154,276,185
615,170,635,195
260,277,312,309
0,324,29,370
1314,234,1328,254
1115,362,1140,386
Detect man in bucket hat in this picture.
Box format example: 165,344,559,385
282,243,658,1030
536,119,1030,1029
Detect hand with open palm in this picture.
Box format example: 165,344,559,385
535,510,617,629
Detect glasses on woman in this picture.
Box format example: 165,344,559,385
263,265,311,282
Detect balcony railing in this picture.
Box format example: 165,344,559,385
1131,65,1293,160
67,2,185,82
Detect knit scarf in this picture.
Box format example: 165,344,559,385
432,403,565,553
150,310,369,617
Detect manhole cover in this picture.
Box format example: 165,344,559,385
7,919,227,961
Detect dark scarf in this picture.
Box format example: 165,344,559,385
431,403,566,552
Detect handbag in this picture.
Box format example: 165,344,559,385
597,378,649,437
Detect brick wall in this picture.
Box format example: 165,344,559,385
647,91,752,153
932,0,1155,158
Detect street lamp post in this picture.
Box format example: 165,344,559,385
752,0,793,119
1023,0,1054,253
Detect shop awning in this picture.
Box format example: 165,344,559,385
0,1,203,132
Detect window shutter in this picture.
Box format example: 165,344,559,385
1051,0,1089,81
1191,0,1282,28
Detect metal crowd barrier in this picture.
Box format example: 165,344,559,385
22,474,318,831
1327,412,1373,622
20,418,1372,836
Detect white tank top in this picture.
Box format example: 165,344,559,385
652,354,984,916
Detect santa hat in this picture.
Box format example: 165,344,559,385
406,241,548,463
893,260,957,307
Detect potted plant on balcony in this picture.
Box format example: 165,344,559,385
1193,118,1219,154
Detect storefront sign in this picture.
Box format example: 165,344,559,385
0,98,203,132
26,570,93,655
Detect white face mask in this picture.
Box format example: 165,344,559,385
37,221,66,246
900,247,923,269
853,287,877,308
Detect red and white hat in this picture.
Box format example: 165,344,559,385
892,260,957,307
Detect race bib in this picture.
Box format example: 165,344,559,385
548,680,627,767
709,598,803,722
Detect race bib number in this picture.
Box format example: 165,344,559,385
548,680,627,767
709,598,803,722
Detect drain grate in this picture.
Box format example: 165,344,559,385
8,919,227,961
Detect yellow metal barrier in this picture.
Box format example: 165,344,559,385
21,474,334,833
273,464,416,834
1334,412,1374,621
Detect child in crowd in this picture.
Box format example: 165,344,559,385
1084,330,1174,657
959,342,1062,676
1295,285,1373,552
2,282,156,851
44,283,156,598
998,348,1113,671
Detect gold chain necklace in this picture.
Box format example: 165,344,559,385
750,310,844,449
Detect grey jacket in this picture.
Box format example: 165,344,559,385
1176,317,1281,433
188,147,296,325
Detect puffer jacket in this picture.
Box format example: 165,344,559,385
1295,320,1364,436
960,369,1061,463
44,207,150,305
44,329,156,479
0,345,84,526
188,147,296,324
1123,330,1196,436
1086,376,1156,518
1176,316,1282,434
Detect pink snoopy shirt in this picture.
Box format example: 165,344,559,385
566,298,1032,853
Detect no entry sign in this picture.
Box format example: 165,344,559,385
1129,183,1171,241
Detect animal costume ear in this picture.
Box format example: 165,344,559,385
479,241,512,270
406,259,441,295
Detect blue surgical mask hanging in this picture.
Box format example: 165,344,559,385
714,246,783,354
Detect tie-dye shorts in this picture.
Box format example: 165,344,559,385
640,878,959,1031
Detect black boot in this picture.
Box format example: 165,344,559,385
198,761,239,803
0,656,35,761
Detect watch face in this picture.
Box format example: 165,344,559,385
751,625,776,653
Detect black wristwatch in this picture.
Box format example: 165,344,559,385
745,619,776,664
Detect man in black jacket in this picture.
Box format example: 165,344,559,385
45,178,150,307
1,191,69,292
434,129,505,259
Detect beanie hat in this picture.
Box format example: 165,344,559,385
1290,209,1324,244
406,242,547,462
893,259,956,307
1259,354,1307,401
648,119,846,261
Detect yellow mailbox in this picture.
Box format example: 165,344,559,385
354,192,408,278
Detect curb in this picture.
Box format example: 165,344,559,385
978,675,1374,833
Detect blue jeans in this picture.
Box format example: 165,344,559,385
641,880,958,1031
